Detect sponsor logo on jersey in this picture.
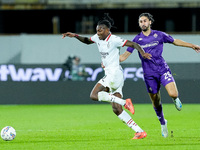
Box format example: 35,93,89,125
141,41,159,48
100,52,109,59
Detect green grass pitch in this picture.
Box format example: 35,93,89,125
0,104,200,150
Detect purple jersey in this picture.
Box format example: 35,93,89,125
127,30,174,74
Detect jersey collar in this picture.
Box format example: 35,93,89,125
141,29,153,37
105,33,111,41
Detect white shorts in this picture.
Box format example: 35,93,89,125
98,67,124,97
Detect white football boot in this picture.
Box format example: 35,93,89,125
161,119,168,138
174,98,182,111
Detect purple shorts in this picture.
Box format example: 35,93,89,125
144,70,175,94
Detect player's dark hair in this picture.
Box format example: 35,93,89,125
139,13,154,24
97,13,114,29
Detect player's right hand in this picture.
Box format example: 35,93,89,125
62,32,75,39
193,45,200,53
143,53,152,60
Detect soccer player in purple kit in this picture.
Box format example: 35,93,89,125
120,13,200,138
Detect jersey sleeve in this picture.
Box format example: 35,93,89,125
161,32,174,43
113,35,127,47
90,34,98,43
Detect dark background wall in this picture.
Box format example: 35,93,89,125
0,1,199,104
0,80,199,104
0,8,199,34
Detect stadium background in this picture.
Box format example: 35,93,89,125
0,0,199,104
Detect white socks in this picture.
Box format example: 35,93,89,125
118,110,143,133
98,91,143,133
98,91,126,106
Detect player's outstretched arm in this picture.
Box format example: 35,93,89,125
173,39,200,53
120,51,131,62
125,40,152,59
62,32,94,45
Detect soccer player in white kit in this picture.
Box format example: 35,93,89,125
62,13,152,139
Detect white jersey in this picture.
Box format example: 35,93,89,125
90,33,127,96
90,33,127,70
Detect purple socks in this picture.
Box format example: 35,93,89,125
154,104,165,125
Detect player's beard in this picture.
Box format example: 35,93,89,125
141,25,150,32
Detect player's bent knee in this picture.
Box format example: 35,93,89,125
90,93,98,101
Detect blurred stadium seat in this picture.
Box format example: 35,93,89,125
1,0,45,4
0,0,200,8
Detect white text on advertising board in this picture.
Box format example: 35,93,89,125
0,65,144,82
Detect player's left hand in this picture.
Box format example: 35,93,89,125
193,45,200,53
142,53,152,59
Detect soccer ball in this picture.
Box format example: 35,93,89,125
1,126,16,141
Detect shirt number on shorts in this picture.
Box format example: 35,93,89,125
163,71,172,81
